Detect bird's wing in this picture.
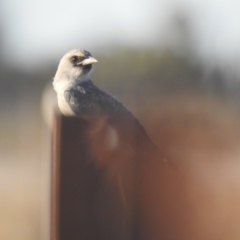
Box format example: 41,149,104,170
64,80,127,115
64,87,102,115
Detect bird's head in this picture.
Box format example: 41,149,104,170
54,49,98,84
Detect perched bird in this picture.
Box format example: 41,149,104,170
53,49,140,121
53,49,162,154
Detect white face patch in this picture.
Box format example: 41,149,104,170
53,49,98,90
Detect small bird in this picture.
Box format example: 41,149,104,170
53,49,159,149
52,49,174,167
53,49,140,120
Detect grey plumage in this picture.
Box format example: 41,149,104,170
64,79,126,115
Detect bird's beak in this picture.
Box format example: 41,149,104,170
77,57,98,66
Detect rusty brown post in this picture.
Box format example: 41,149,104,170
51,114,137,240
51,115,100,240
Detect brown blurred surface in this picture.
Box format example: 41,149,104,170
134,94,240,240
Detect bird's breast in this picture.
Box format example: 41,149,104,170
57,94,75,116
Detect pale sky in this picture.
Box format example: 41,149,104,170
1,0,240,70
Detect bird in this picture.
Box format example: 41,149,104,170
53,49,141,122
53,49,164,155
52,49,180,170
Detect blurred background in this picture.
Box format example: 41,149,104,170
1,0,240,239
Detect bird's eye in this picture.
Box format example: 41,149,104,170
71,56,78,63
